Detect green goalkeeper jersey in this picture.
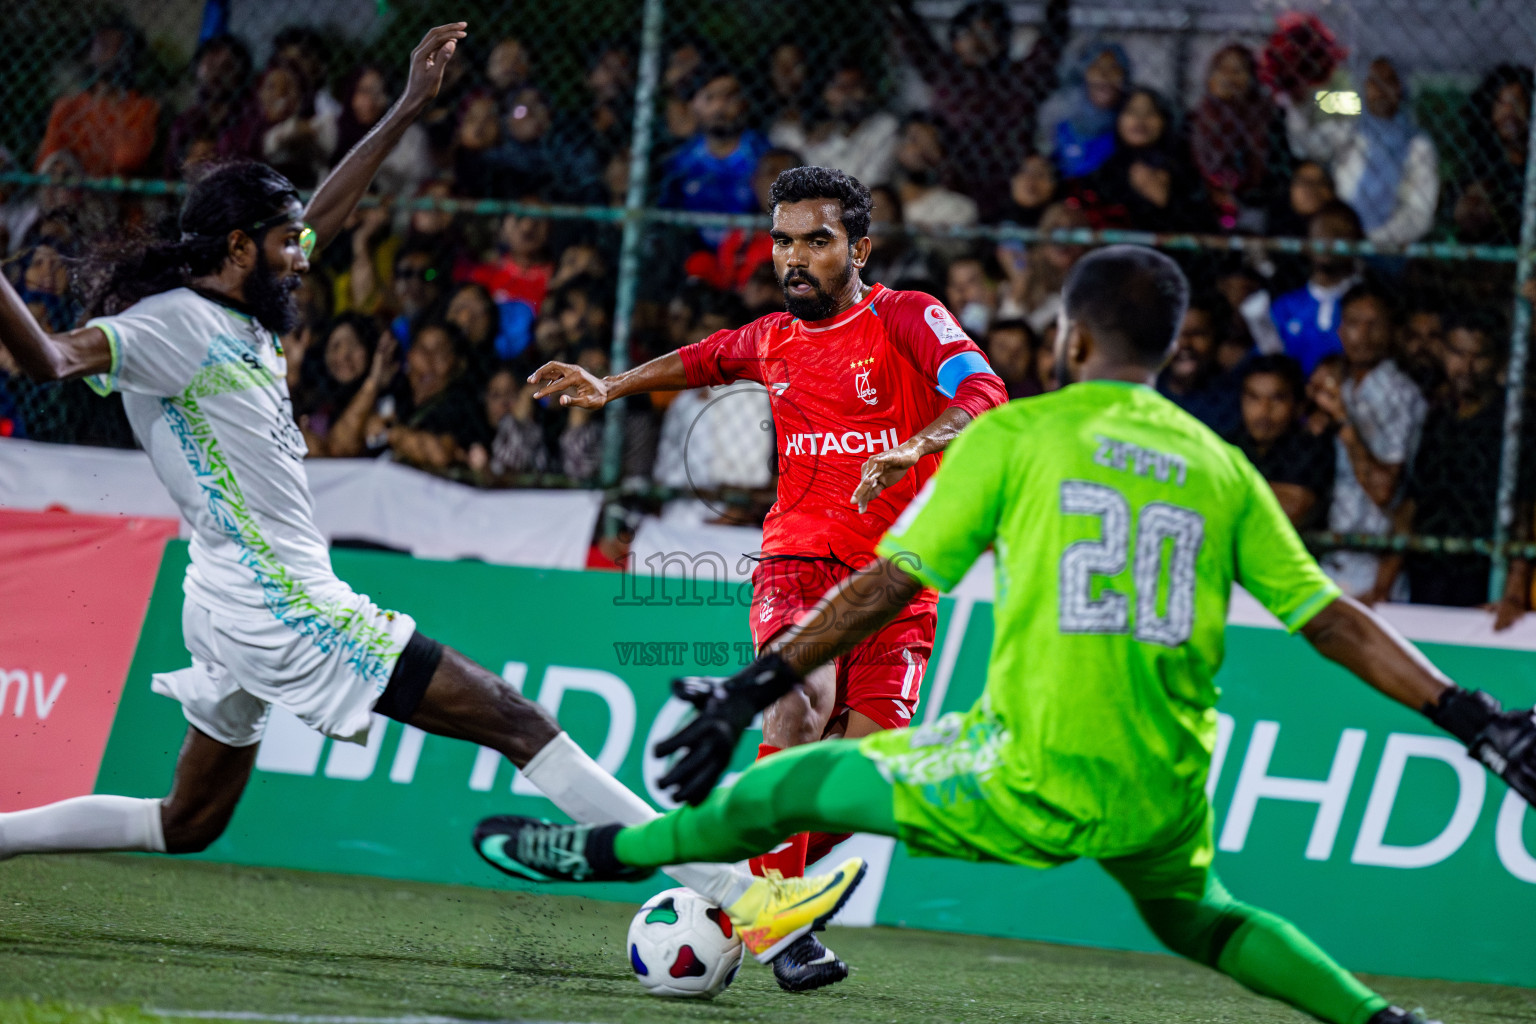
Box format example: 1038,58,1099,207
872,380,1340,861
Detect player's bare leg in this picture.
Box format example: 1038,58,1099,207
0,724,255,859
411,643,753,909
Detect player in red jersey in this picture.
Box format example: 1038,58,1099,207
528,166,1006,991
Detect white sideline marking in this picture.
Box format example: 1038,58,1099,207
148,1011,598,1024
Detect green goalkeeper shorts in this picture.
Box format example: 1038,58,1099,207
860,711,1215,902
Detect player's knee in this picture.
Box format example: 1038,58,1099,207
1135,897,1249,967
762,687,820,747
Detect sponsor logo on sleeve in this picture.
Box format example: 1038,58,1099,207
924,304,970,344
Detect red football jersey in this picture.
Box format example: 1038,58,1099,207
679,283,1006,565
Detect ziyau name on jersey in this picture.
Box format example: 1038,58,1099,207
782,426,901,457
1093,434,1188,487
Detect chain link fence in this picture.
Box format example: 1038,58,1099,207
1,0,1535,609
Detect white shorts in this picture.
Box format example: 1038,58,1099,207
151,591,417,748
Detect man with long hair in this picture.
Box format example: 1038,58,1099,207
0,25,841,964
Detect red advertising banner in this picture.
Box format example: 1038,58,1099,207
0,508,178,810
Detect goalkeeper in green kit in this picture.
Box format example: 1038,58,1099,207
475,248,1536,1024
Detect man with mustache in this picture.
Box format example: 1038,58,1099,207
0,23,765,945
521,165,1008,991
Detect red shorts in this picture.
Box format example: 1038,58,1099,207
748,555,937,732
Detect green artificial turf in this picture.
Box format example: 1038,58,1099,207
0,855,1529,1023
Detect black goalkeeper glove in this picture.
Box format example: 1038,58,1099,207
654,653,802,806
1426,687,1536,806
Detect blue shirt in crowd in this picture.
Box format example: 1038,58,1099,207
1270,278,1358,375
658,130,769,218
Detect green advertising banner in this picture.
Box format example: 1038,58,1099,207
95,543,1536,986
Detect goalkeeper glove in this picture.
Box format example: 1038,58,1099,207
1426,687,1536,806
654,653,802,806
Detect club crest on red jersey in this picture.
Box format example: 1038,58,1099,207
923,304,969,344
851,356,878,406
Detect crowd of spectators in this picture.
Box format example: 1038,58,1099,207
2,5,1536,612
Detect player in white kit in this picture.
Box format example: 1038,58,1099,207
0,23,759,921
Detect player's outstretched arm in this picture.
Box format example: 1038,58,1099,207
1302,595,1536,805
303,23,467,252
528,351,690,409
0,266,109,381
853,406,973,513
655,558,922,804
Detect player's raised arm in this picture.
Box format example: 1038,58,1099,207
0,263,110,382
1300,596,1536,806
303,23,467,252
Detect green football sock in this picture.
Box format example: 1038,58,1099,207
615,740,898,868
1136,878,1387,1024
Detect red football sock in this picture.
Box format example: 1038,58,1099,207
747,743,811,878
804,830,854,866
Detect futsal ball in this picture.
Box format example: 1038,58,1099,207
627,887,744,998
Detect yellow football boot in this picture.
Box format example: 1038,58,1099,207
724,856,867,962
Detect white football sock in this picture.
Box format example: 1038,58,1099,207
520,732,752,907
0,795,166,860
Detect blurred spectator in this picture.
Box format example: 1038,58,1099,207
542,275,614,359
485,37,534,100
1191,44,1291,232
891,0,1072,216
990,153,1058,229
585,43,635,159
377,321,488,470
35,21,159,177
654,289,769,492
660,39,706,143
1286,58,1438,246
452,89,505,198
1227,354,1335,528
332,202,400,317
740,261,784,318
945,255,995,337
403,178,469,267
1380,309,1528,618
165,34,252,178
891,114,978,230
1308,283,1427,601
326,329,398,459
1267,159,1335,239
1302,353,1345,438
1037,42,1130,179
271,26,340,121
996,201,1087,334
1454,65,1532,245
560,344,657,482
11,240,80,334
390,244,451,347
487,86,603,202
762,42,812,143
221,61,335,188
1070,86,1213,232
296,313,380,455
684,147,801,292
984,318,1042,399
332,65,431,197
468,364,551,478
0,148,38,257
771,63,898,187
1251,201,1365,374
466,204,553,313
658,70,769,232
1397,301,1447,399
447,281,528,384
1156,294,1243,436
862,185,930,286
